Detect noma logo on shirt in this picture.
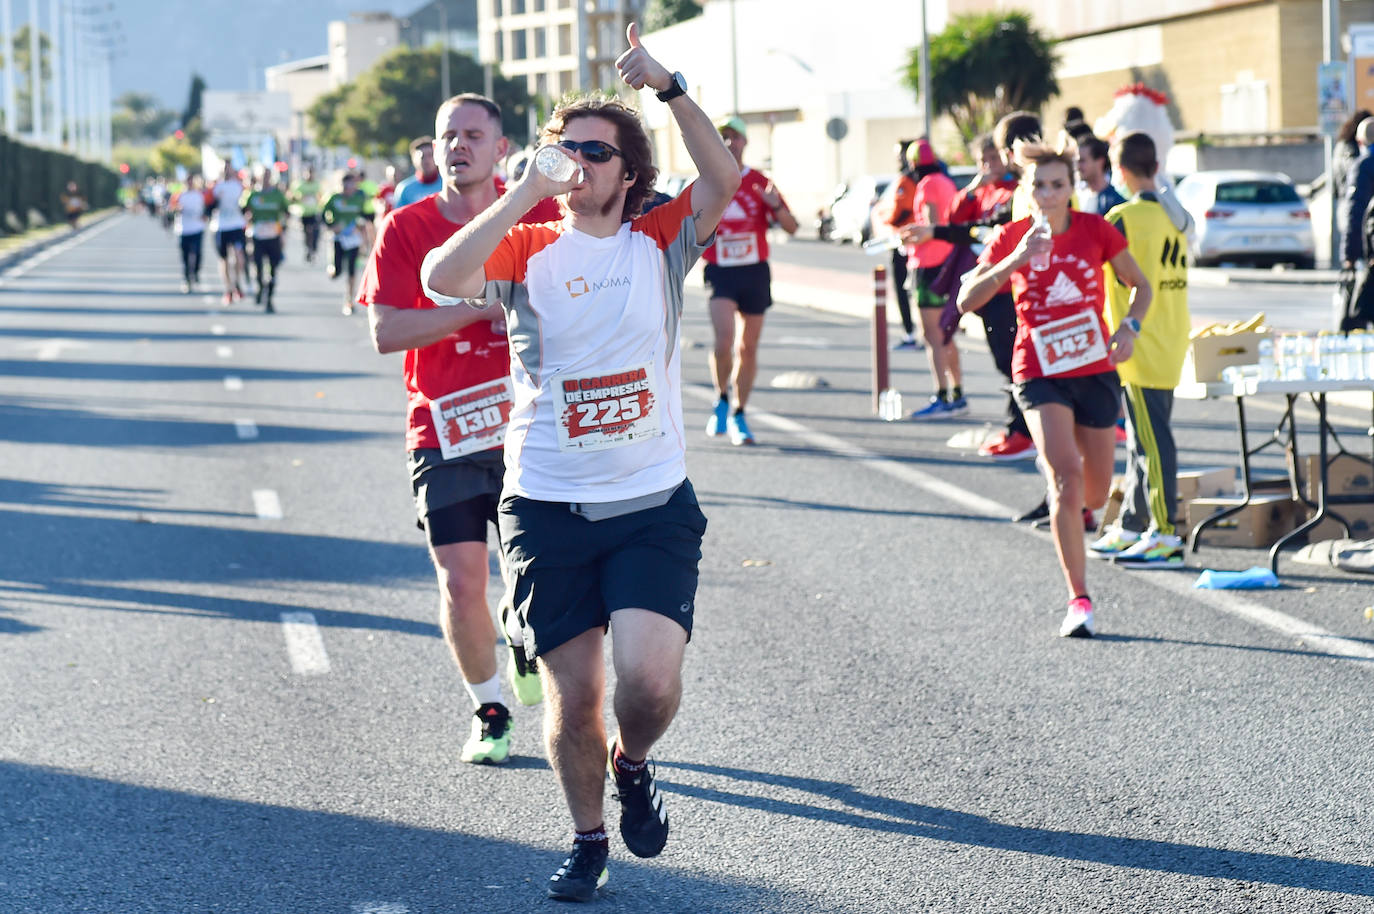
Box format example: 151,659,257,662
565,275,631,298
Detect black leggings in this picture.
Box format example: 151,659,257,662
332,241,359,280
979,291,1029,438
890,248,913,335
178,232,203,282
253,236,283,291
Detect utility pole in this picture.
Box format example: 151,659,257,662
49,0,60,147
439,2,449,101
1324,0,1338,268
919,0,932,136
2,0,15,136
29,0,42,143
729,0,738,115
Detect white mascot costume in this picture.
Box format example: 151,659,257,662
1091,83,1193,234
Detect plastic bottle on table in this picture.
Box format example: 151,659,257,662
1257,337,1275,381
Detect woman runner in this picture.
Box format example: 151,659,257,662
956,143,1152,638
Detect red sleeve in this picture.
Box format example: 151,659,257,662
979,223,1012,267
946,188,981,224
357,211,420,309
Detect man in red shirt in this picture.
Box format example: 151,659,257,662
702,115,799,446
358,92,560,766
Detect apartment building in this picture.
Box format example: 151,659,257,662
477,0,647,102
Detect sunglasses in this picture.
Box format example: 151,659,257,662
556,139,625,164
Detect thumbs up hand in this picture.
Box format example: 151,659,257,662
616,22,672,93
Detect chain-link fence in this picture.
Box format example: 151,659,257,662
0,133,119,235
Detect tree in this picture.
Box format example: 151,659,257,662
309,47,534,156
149,134,201,176
180,74,208,147
112,91,178,144
903,11,1059,145
643,0,702,33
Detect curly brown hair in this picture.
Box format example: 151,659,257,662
540,94,658,223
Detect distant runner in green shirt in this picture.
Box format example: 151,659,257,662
322,172,370,315
243,173,290,313
289,165,323,263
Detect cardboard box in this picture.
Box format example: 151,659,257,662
1176,467,1235,505
1302,454,1374,501
1187,494,1299,548
1300,503,1374,543
1178,330,1273,384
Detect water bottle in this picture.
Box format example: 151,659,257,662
878,388,903,421
1318,331,1336,378
1358,330,1373,381
1029,214,1051,272
863,235,904,256
534,145,582,184
1257,337,1275,381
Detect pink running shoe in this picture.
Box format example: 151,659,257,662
1059,596,1095,638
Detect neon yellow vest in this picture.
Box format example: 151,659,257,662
1103,195,1191,388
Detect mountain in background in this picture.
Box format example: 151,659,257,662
110,0,416,106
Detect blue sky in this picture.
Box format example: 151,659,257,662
105,0,420,108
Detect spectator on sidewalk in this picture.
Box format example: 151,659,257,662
1075,136,1126,216
882,139,923,351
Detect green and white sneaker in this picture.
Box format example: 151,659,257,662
1113,531,1185,569
461,703,512,764
1088,525,1140,559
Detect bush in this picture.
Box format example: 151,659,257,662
0,133,120,235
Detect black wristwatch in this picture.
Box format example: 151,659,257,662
656,72,687,102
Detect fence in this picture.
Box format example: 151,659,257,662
0,133,119,235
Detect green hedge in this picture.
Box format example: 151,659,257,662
0,133,119,235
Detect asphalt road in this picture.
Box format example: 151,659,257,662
2,214,1372,913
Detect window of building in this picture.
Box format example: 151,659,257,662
557,0,571,8
492,0,502,15
558,23,572,56
535,73,548,98
533,0,545,10
510,0,525,13
512,29,527,60
534,26,547,57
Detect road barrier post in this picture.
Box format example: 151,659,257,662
872,265,889,414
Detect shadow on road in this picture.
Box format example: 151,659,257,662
0,360,370,384
0,761,804,914
659,761,1373,897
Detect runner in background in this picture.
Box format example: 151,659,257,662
209,163,249,305
375,164,399,218
394,135,444,210
289,164,323,263
61,182,87,231
359,92,560,769
243,171,290,314
881,141,923,350
956,142,1152,639
171,174,208,293
702,115,798,446
899,139,965,419
322,172,369,315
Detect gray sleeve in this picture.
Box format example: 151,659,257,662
1154,180,1195,238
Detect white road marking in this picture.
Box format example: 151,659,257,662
19,339,89,361
280,612,331,675
223,375,244,391
685,386,1374,662
351,904,409,914
216,345,233,359
234,419,259,440
0,216,125,282
211,324,227,336
252,489,282,519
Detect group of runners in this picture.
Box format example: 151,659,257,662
164,165,380,314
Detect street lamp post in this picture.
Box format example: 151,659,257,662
28,0,42,142
49,0,61,148
2,0,15,136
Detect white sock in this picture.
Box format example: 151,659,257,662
464,673,503,709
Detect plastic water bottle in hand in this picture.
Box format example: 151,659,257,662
1029,214,1051,272
862,235,903,256
535,146,582,184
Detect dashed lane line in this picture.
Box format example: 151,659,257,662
234,419,259,440
252,489,282,519
216,345,233,359
223,375,244,391
279,612,331,675
683,385,1374,662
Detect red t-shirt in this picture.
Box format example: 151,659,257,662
906,171,956,269
702,167,785,267
946,175,1016,224
980,211,1127,381
357,185,561,452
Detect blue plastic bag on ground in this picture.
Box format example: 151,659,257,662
1193,566,1281,589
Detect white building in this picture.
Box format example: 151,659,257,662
478,0,646,103
329,13,404,86
264,56,331,144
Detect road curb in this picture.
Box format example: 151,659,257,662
0,209,121,274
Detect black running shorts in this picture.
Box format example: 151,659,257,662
1013,371,1121,429
704,261,772,315
215,227,246,258
498,480,707,658
408,447,504,545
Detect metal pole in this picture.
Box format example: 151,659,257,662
1324,0,1338,269
729,0,738,115
1,0,14,136
63,0,73,151
872,265,889,413
919,0,932,135
28,0,41,142
439,2,449,101
49,0,59,147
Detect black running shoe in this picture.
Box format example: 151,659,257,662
546,841,608,902
1014,498,1050,524
608,740,668,858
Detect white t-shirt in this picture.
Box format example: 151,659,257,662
175,190,206,236
210,179,246,232
424,187,706,503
